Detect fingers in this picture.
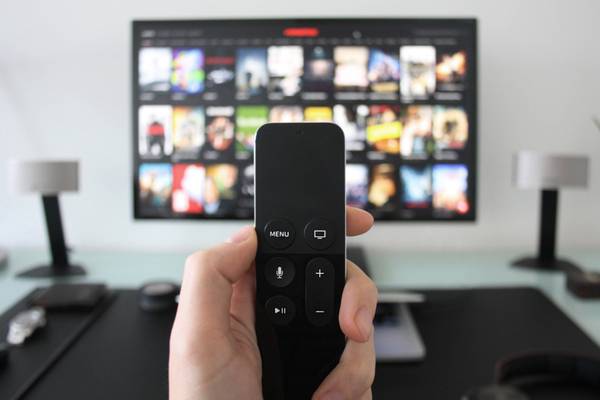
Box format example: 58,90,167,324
346,206,374,237
312,333,376,400
175,225,257,335
338,260,378,343
229,263,257,333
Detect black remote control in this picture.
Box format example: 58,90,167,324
255,122,346,400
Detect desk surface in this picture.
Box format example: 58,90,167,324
1,247,600,345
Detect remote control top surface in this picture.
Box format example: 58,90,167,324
255,122,346,333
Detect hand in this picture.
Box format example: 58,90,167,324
169,207,377,400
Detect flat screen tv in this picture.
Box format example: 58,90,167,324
132,18,477,221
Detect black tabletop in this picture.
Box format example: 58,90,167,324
2,287,598,399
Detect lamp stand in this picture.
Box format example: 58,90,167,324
512,189,581,273
17,195,85,278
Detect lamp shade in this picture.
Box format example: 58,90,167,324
8,160,79,195
513,151,589,190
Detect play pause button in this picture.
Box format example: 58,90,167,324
265,295,295,325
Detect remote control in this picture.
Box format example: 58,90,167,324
254,122,346,400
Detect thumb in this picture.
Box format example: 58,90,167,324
176,225,257,335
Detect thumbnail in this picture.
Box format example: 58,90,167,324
269,106,303,123
432,107,469,150
267,46,303,98
304,46,334,93
400,46,436,99
138,105,173,157
172,164,205,214
138,163,172,210
400,165,432,208
346,164,369,208
205,106,235,153
235,106,269,156
204,164,239,216
205,49,235,95
171,49,205,94
366,105,402,154
333,104,368,151
236,48,268,99
240,164,254,198
334,47,369,91
139,48,172,92
368,49,400,93
368,164,397,211
304,107,333,122
172,106,205,158
432,164,469,214
436,50,467,84
400,105,433,159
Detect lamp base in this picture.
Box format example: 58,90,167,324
511,256,581,273
17,264,86,278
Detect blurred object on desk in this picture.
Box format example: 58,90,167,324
511,151,589,272
7,160,85,278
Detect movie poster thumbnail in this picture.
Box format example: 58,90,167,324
400,46,436,100
171,49,205,94
267,46,303,99
235,106,269,158
172,106,205,159
400,105,434,159
333,104,368,152
346,164,369,208
204,49,236,99
400,165,432,208
304,106,333,122
303,46,334,95
204,164,239,216
138,105,173,158
432,164,469,215
432,106,468,152
139,48,172,92
138,163,172,213
368,48,400,95
366,105,402,155
204,106,235,159
269,106,303,123
334,46,369,92
236,48,268,100
368,163,397,214
436,50,467,90
172,163,205,214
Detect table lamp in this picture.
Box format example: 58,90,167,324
8,160,85,278
512,151,589,272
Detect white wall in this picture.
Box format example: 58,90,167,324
1,0,599,253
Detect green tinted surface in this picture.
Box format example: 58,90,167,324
1,248,599,344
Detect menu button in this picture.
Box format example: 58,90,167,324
264,219,295,249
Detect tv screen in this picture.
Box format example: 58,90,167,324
132,19,477,220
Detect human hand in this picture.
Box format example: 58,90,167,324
169,207,377,400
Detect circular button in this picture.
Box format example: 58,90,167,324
265,257,295,288
265,295,295,325
304,218,335,250
264,219,295,249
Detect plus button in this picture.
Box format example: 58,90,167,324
316,269,325,278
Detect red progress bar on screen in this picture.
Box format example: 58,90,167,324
283,27,319,37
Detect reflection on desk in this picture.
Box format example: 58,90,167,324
1,248,599,345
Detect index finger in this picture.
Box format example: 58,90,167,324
347,206,374,236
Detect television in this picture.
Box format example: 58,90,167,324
132,18,477,221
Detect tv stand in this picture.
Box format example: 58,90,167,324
347,246,426,361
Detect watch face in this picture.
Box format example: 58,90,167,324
462,385,529,400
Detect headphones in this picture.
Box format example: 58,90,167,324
462,352,600,400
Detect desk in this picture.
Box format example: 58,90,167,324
2,248,600,399
1,247,599,344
